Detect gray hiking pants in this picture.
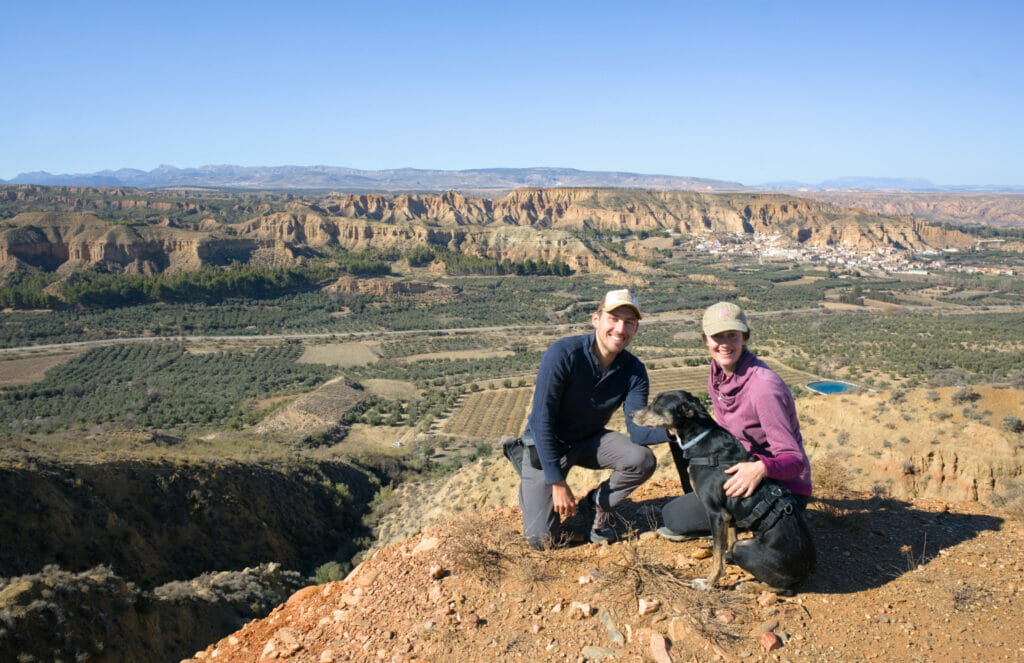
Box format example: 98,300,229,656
519,429,656,548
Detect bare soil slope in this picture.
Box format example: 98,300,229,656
187,385,1024,662
187,485,1023,663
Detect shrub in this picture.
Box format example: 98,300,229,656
1002,415,1024,434
812,453,851,499
951,387,981,404
314,561,347,584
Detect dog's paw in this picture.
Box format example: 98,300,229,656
690,578,714,592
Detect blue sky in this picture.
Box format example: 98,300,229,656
2,1,1022,185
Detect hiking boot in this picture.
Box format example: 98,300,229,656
657,526,693,542
657,526,711,543
589,500,617,544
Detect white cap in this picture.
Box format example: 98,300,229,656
599,289,642,319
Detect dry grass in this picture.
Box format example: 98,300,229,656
298,342,378,367
0,351,82,387
448,514,524,585
812,452,853,499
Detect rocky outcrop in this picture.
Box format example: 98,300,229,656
0,212,269,274
0,457,378,586
0,188,987,277
799,191,1024,228
325,276,457,302
0,563,306,663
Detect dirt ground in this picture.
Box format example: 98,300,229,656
0,351,82,387
299,343,380,367
186,477,1024,663
361,379,420,400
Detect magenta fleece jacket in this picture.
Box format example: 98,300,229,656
707,350,813,496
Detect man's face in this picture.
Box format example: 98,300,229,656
592,307,639,358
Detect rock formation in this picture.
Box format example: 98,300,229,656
0,187,984,278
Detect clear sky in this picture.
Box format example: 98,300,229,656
2,1,1021,186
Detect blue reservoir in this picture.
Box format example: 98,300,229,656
805,380,857,395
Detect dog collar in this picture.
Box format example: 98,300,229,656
672,428,712,453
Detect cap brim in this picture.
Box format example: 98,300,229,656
605,304,642,320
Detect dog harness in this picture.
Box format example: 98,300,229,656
733,484,797,535
674,430,797,535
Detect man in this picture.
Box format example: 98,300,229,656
519,289,668,549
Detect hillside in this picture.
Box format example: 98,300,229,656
181,384,1024,663
0,187,980,280
0,455,382,662
798,192,1024,229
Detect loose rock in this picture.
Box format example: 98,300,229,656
650,631,673,663
639,598,661,616
760,631,782,652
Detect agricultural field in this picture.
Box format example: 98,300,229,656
299,342,379,367
0,350,83,388
443,388,532,439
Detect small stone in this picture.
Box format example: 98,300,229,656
530,623,542,634
429,565,446,579
649,632,673,663
355,568,380,588
599,610,625,645
757,591,778,607
760,631,781,652
639,530,658,541
715,609,735,624
638,598,661,616
750,619,779,637
581,646,620,659
692,548,712,560
571,601,595,618
411,537,440,555
228,637,240,646
551,602,563,613
578,575,593,584
319,650,335,663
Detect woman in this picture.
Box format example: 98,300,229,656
659,301,812,540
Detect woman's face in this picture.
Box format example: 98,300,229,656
705,329,746,374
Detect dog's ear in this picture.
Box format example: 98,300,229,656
679,392,711,420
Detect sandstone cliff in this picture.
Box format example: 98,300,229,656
0,187,984,277
799,191,1024,228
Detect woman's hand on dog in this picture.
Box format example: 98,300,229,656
552,481,577,517
723,460,767,498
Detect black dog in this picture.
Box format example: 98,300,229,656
633,390,815,590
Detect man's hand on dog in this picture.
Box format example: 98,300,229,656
723,460,767,498
552,481,577,517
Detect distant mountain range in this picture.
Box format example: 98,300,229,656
0,165,743,193
2,165,1021,193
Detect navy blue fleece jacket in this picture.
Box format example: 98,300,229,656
523,333,669,484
